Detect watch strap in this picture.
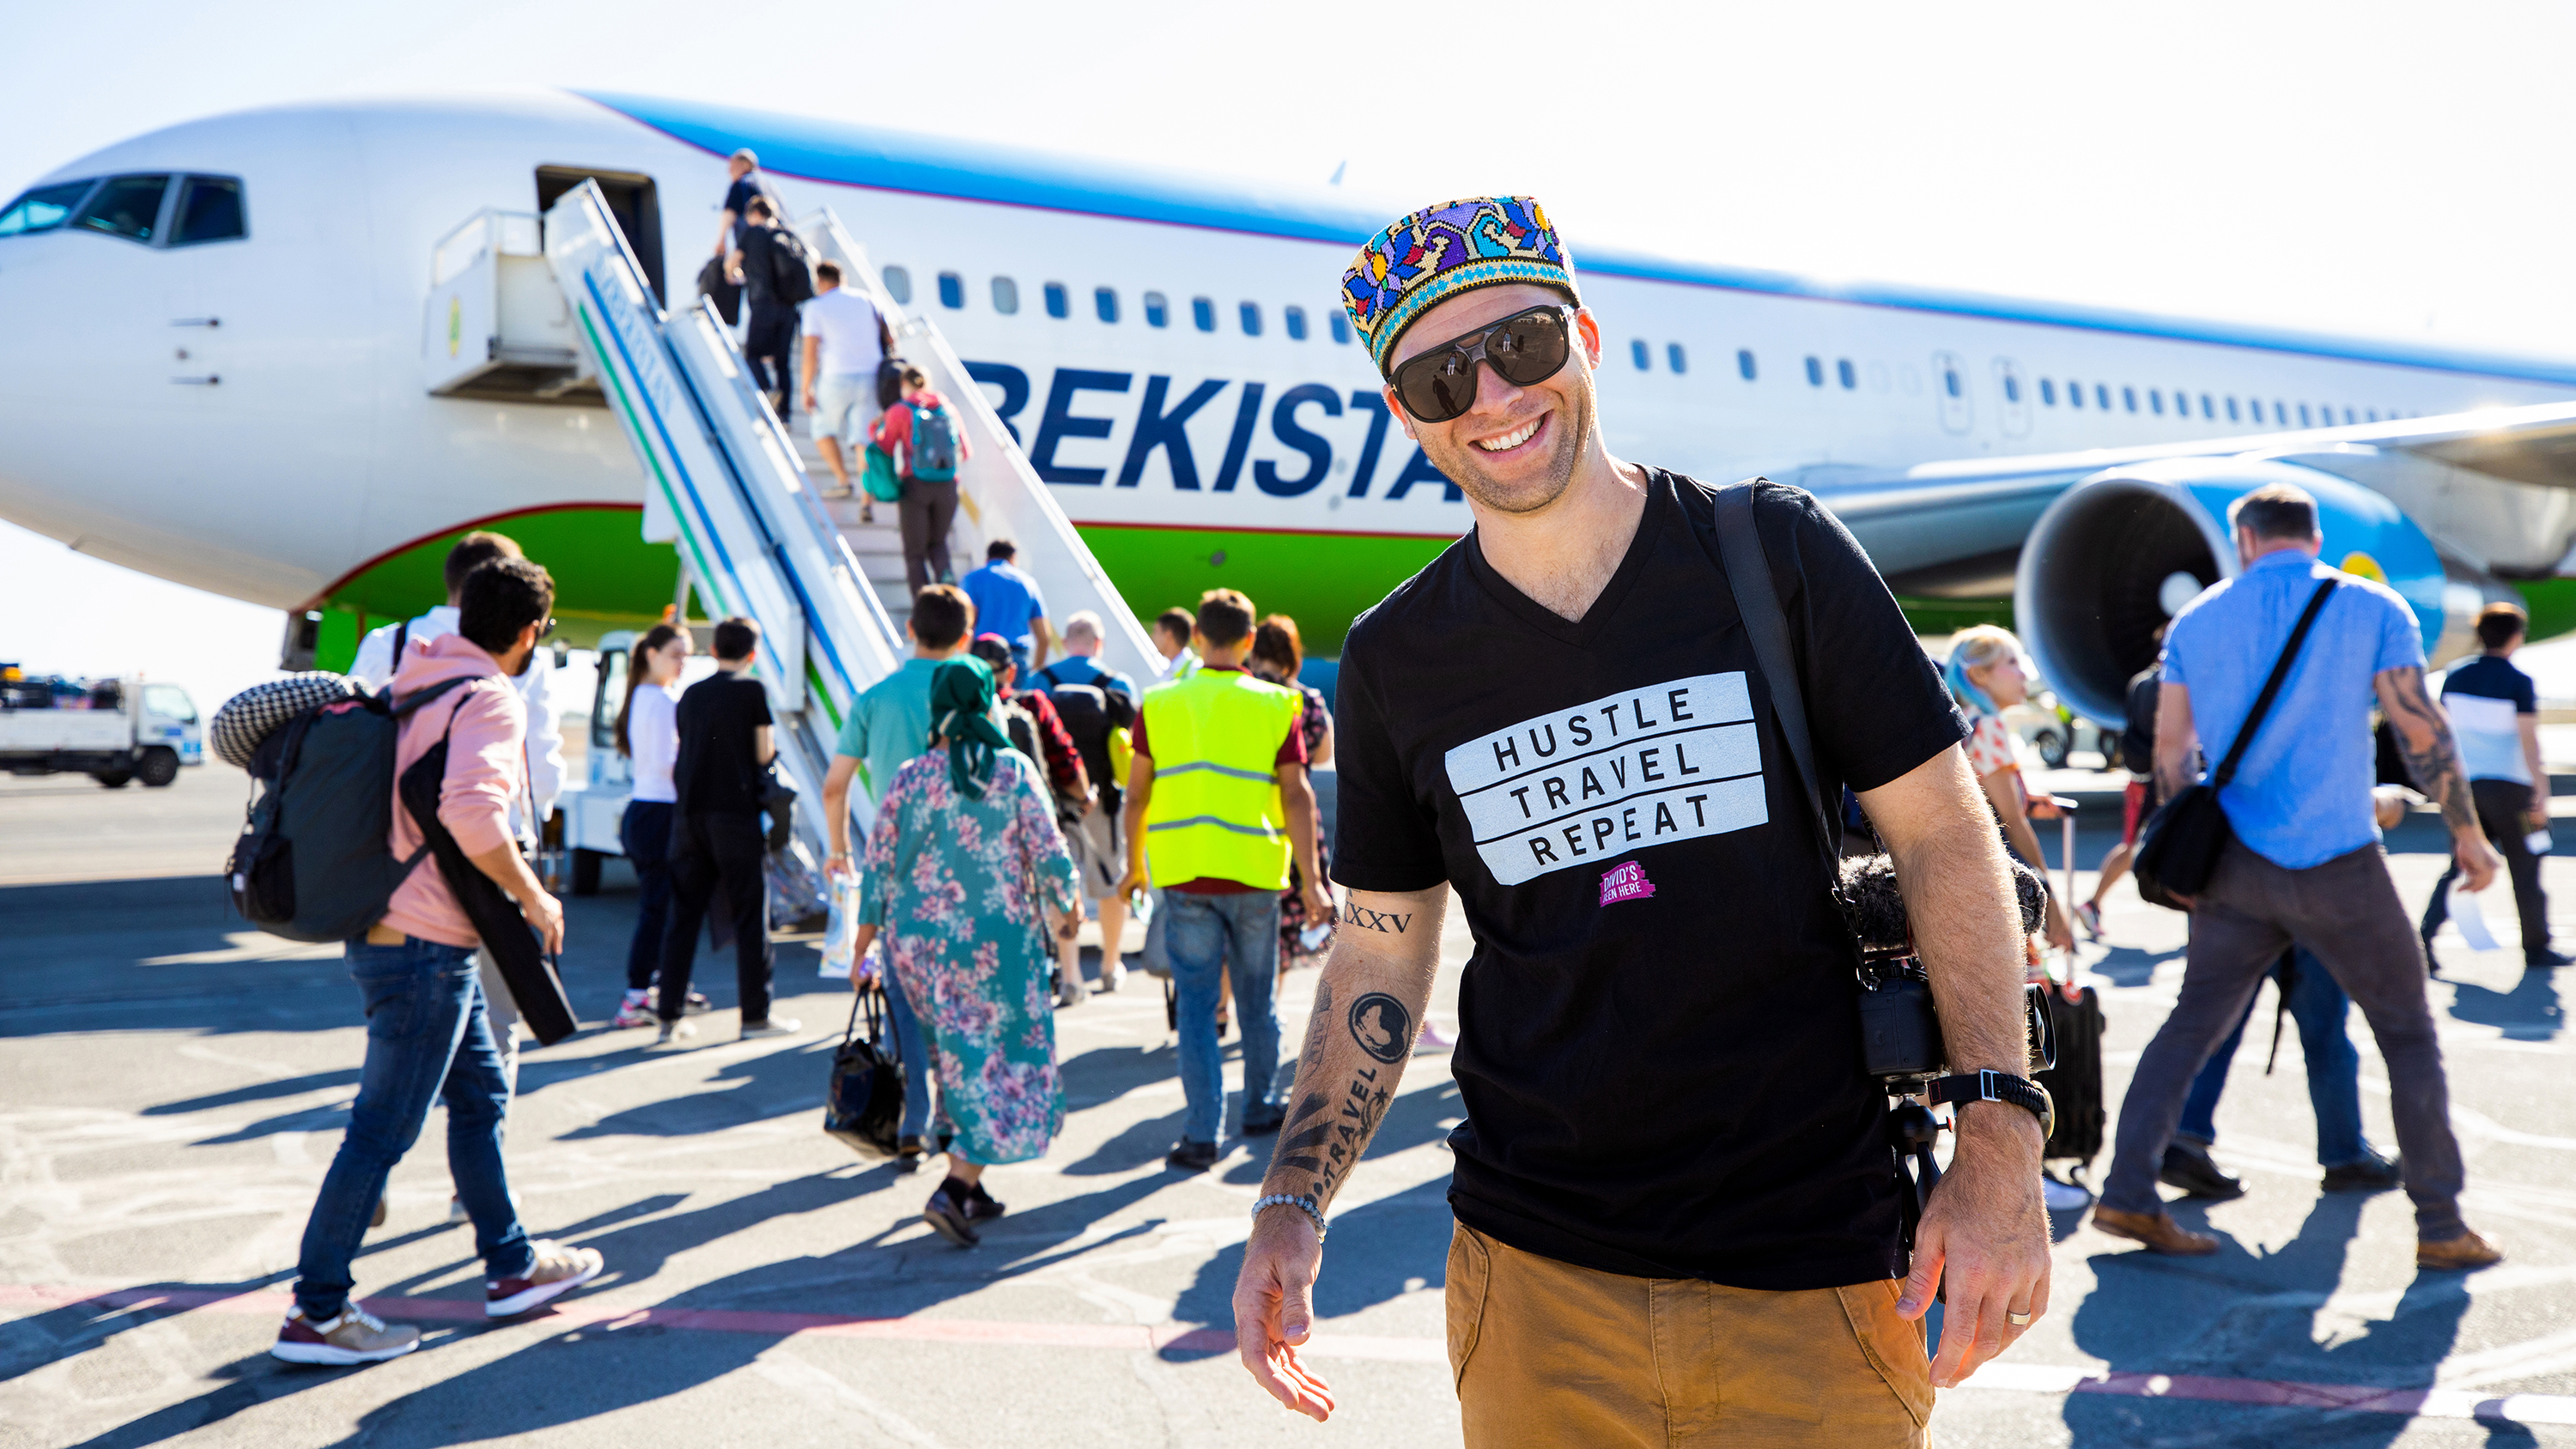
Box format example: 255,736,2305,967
1926,1069,2047,1125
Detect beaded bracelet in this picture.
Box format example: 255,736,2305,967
1251,1192,1327,1241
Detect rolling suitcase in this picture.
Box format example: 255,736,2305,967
2036,983,2106,1171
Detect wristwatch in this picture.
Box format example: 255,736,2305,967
1926,1069,2054,1139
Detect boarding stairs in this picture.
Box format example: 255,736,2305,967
422,183,1163,861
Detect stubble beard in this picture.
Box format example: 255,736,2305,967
1416,377,1595,518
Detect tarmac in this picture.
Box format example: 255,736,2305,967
3,759,2573,1448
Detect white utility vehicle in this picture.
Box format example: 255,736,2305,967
0,673,203,787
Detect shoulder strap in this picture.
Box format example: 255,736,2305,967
2210,578,2337,787
1712,479,1842,875
393,620,409,667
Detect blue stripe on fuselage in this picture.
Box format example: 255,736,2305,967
581,91,2576,389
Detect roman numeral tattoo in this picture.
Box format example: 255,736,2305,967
1336,901,1411,934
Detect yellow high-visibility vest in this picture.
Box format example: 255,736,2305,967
1140,669,1304,889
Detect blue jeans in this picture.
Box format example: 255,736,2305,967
294,937,534,1319
1165,889,1283,1145
883,945,933,1139
621,799,675,991
2176,946,2370,1167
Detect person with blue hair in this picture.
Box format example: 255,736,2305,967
1946,625,2075,955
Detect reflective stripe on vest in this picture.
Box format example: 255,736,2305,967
1140,670,1303,890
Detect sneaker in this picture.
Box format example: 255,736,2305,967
2041,1174,2093,1213
923,1184,981,1247
487,1240,605,1319
683,991,714,1016
2528,949,2573,969
609,998,657,1029
1166,1138,1219,1173
2159,1140,2246,1201
1242,1103,1285,1136
652,1020,696,1048
739,1017,801,1040
2074,900,2105,941
1055,976,1089,1009
2417,1228,2504,1271
962,1181,1006,1222
895,1135,928,1175
859,503,876,525
271,1303,420,1365
820,484,854,500
1099,959,1126,995
2322,1149,2403,1193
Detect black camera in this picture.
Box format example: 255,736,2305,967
1840,854,2055,1086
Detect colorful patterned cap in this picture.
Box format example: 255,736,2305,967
1341,197,1578,373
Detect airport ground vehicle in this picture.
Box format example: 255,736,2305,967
0,671,203,787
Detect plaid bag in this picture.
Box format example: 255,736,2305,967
211,673,355,771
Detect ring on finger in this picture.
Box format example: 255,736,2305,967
2006,1308,2034,1326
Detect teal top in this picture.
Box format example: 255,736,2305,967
835,657,941,803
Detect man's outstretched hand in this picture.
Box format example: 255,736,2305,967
1896,1112,2052,1388
1234,1207,1335,1421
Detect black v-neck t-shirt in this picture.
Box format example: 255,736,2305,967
1332,473,1966,1289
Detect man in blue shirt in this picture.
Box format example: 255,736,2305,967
2096,482,2504,1272
959,539,1053,675
2419,602,2564,967
820,584,972,1171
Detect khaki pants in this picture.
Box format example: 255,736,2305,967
1447,1224,1931,1447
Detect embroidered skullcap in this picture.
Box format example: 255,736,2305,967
1341,197,1578,374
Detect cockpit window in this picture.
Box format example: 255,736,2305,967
0,179,100,237
172,177,245,245
75,175,172,243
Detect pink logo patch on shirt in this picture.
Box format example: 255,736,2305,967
1599,860,1656,906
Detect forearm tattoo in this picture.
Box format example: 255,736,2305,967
2385,666,2478,834
1269,987,1414,1210
1336,900,1413,934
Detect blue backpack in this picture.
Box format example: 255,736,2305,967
908,401,961,482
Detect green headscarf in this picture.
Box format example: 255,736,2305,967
928,657,1014,799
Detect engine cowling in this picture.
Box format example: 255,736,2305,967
2014,458,2450,726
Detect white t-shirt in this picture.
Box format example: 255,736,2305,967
799,287,883,378
349,604,564,820
626,682,681,803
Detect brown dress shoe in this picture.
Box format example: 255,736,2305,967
2416,1230,2503,1271
2092,1206,2220,1255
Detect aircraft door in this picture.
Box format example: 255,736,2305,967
1932,351,1972,433
1993,358,2031,438
536,167,664,306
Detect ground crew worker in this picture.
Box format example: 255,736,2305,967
1115,589,1331,1171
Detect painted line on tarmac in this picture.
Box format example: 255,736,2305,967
7,1284,2572,1425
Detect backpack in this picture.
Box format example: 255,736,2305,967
1035,668,1137,795
908,402,960,481
769,228,817,306
2118,666,2160,775
226,676,471,943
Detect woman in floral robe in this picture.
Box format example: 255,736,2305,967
849,658,1079,1246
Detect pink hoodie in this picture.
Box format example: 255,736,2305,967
380,633,529,949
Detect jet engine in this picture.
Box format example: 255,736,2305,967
2014,458,2472,725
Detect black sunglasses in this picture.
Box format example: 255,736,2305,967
1388,304,1578,424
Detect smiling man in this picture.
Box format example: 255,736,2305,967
1230,198,2052,1445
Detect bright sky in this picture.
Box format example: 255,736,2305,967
7,0,2575,711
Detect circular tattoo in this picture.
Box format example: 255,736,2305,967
1346,992,1413,1064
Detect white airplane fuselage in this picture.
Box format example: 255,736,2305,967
4,91,2572,655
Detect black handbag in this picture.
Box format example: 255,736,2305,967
823,985,905,1158
2132,578,2336,906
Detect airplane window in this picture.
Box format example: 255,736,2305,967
1095,287,1119,324
2096,384,2111,409
2149,390,2163,415
171,175,245,245
1838,359,1857,390
2068,380,2082,409
1285,306,1308,341
1944,366,1962,398
1144,291,1170,328
1632,340,1650,371
883,265,913,305
74,174,172,244
0,179,97,237
1805,355,1824,387
991,276,1020,314
1240,301,1262,336
1043,282,1069,319
1192,296,1216,332
2344,407,2356,424
2298,403,2312,427
2002,373,2021,403
2122,386,2137,413
2039,379,2056,405
1736,349,1756,380
2366,408,2379,422
2225,397,2239,421
2274,401,2287,425
1668,343,1687,374
2201,394,2214,419
937,271,964,309
1330,312,1351,345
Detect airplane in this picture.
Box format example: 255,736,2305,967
9,88,2576,731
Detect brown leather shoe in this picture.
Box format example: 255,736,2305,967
2092,1206,2219,1255
2416,1230,2503,1271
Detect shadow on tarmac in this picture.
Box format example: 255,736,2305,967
2062,1191,2491,1446
2445,966,2564,1041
